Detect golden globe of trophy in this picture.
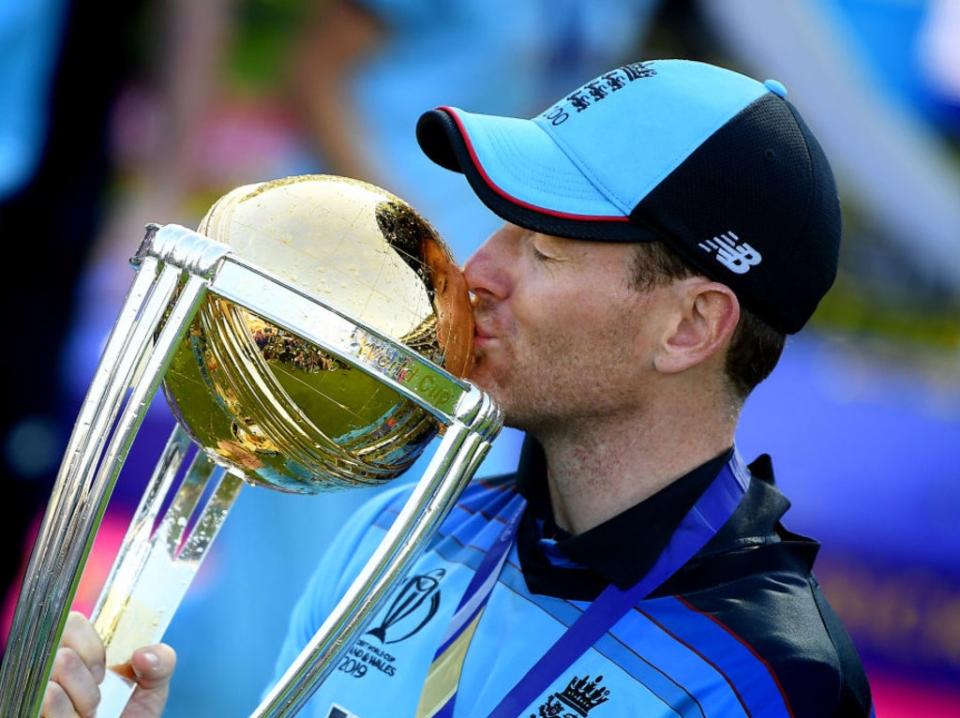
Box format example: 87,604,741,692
0,176,501,717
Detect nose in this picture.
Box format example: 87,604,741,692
463,224,516,301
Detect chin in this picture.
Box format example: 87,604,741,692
466,369,511,413
465,361,494,392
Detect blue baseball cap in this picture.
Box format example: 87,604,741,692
416,59,841,334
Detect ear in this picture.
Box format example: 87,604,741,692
653,280,740,375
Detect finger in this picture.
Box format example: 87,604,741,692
61,611,106,684
123,644,176,718
130,644,176,691
42,680,81,718
48,647,99,717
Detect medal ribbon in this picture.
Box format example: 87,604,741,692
416,451,750,718
487,451,750,718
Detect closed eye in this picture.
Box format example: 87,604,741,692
528,232,566,263
532,245,552,262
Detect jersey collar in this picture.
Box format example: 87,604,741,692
513,436,812,600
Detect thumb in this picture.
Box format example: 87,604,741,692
120,644,176,718
130,644,176,690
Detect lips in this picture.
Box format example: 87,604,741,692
470,296,493,339
475,325,494,340
471,296,501,346
473,317,498,342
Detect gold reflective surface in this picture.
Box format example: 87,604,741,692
162,175,474,493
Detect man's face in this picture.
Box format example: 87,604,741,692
462,223,673,431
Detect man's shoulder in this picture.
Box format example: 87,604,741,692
645,464,873,717
666,564,872,717
351,472,520,537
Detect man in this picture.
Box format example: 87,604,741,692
45,59,872,717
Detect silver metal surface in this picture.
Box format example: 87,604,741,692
0,251,210,717
252,393,501,718
0,260,173,717
137,222,232,277
93,454,243,713
0,182,501,718
91,425,192,623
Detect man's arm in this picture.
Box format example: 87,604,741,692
42,611,176,718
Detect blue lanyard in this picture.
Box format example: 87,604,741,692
486,452,751,718
421,451,750,718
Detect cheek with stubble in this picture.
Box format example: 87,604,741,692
465,332,531,417
467,334,561,429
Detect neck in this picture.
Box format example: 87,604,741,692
534,390,737,535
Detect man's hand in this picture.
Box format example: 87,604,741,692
42,611,176,718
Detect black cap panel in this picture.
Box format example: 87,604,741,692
631,94,841,333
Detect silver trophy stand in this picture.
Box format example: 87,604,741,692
0,224,501,717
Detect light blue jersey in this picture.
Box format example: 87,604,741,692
268,475,801,717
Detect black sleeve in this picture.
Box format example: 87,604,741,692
810,577,873,718
681,568,872,718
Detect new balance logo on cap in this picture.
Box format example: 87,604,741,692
698,232,763,275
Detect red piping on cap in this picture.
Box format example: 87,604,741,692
439,106,630,224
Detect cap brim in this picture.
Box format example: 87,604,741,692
416,107,661,242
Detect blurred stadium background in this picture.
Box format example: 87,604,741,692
1,0,958,715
